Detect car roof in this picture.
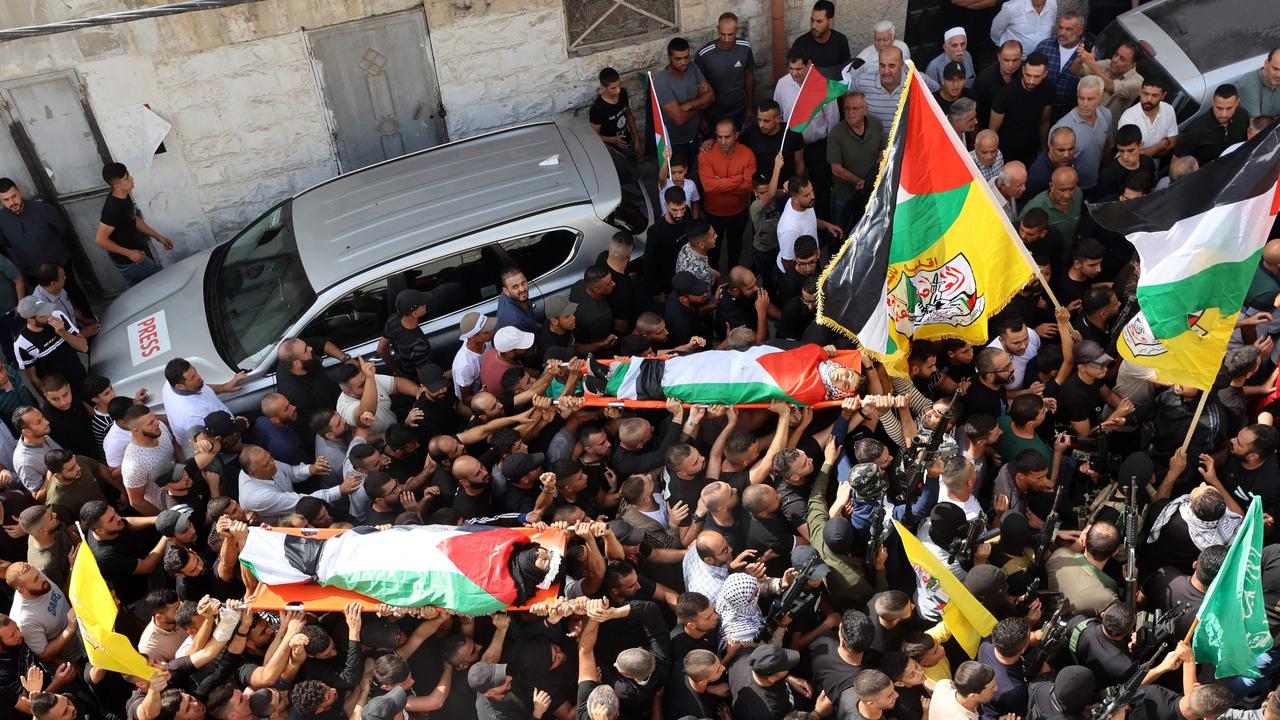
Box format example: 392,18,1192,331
290,120,597,291
1134,0,1280,74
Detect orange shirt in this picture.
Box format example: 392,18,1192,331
698,143,757,216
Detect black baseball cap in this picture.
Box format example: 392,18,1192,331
203,410,248,438
155,508,192,537
467,662,509,692
671,271,710,297
749,646,800,675
395,289,430,315
417,363,449,394
502,452,546,481
942,60,966,79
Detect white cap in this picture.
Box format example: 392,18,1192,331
943,26,966,41
494,326,535,353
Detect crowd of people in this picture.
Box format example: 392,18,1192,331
0,2,1279,720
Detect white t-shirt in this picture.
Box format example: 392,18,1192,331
335,374,397,436
1117,102,1179,149
103,423,130,468
1056,44,1077,71
776,201,818,272
161,382,230,448
138,620,185,663
987,327,1041,389
122,423,176,510
452,344,486,400
660,177,700,212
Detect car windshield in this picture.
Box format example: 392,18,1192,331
1095,22,1201,123
207,202,317,368
1140,0,1280,73
605,148,651,235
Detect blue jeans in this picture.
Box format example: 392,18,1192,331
116,257,161,286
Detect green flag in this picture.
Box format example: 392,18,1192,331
1192,497,1273,678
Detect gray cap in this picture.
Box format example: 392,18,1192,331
544,295,578,318
154,508,192,537
791,544,831,579
17,296,55,319
467,661,509,692
1074,339,1115,367
361,687,408,720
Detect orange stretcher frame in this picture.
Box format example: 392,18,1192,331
246,525,569,612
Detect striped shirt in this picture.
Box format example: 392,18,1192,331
856,69,939,134
971,148,1006,181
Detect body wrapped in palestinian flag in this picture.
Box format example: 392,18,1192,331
240,525,557,614
602,343,861,406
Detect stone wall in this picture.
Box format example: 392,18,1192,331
0,0,905,271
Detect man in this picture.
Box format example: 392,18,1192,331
987,315,1042,391
1118,78,1180,159
451,312,497,404
642,187,690,302
699,119,756,269
1046,521,1121,615
274,336,346,440
777,234,821,306
1177,84,1249,166
1031,11,1085,122
44,449,107,520
0,179,91,315
654,37,715,176
160,357,244,447
664,272,713,349
935,61,975,116
989,0,1054,59
1022,166,1083,243
536,295,577,360
1094,124,1157,201
828,91,886,232
121,405,180,516
238,444,356,523
570,265,621,355
859,46,939,134
1049,76,1111,191
5,563,81,662
1025,126,1076,199
377,289,432,378
837,670,900,720
1057,340,1131,437
1236,47,1280,119
775,52,837,220
776,175,841,273
31,264,96,337
13,297,87,396
790,0,851,69
928,28,977,88
856,20,911,67
729,645,806,720
12,406,63,499
335,357,423,436
1074,286,1120,353
932,661,998,720
740,99,806,183
974,41,1023,130
990,52,1054,165
696,13,755,129
949,99,980,146
95,162,172,285
964,348,1014,419
971,129,1005,182
250,392,306,465
715,267,771,343
992,161,1027,222
19,505,73,590
667,648,723,719
1202,423,1280,521
496,267,538,333
1075,41,1142,128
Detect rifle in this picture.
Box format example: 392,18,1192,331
756,555,820,643
1133,604,1187,661
1122,481,1139,619
947,512,990,568
1014,577,1042,616
1022,595,1069,678
864,502,886,576
1034,485,1066,572
896,389,962,502
1089,643,1167,720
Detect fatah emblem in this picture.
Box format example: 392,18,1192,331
1187,310,1208,337
892,253,985,329
1121,311,1169,357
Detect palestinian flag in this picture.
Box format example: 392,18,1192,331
648,71,669,167
603,344,860,406
1094,123,1280,390
785,63,850,134
817,60,1034,374
240,525,536,614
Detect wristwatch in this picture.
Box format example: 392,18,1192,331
692,513,707,524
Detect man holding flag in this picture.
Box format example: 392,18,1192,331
775,51,842,223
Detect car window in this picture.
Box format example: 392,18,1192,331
302,229,578,354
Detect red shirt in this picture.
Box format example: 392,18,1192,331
698,143,757,216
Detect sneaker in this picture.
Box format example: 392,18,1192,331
587,353,609,380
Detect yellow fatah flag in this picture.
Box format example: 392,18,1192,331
893,520,996,656
68,539,155,679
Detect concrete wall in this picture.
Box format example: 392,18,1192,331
0,0,905,268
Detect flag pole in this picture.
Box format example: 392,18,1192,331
780,63,814,159
648,71,672,181
1179,389,1211,453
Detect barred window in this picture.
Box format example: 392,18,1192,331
564,0,679,55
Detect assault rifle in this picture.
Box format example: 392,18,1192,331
947,512,990,568
1122,481,1139,618
1022,595,1069,678
865,502,886,576
1134,604,1187,662
896,389,962,502
1089,643,1167,720
1034,485,1066,572
757,555,820,643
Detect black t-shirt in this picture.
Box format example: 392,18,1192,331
973,63,1012,130
1139,500,1201,576
88,533,148,603
744,512,797,574
1142,567,1203,639
741,124,804,181
1058,373,1102,427
1072,620,1131,685
644,217,690,298
704,511,747,553
665,674,718,719
100,194,145,264
569,282,614,344
576,680,600,720
670,627,720,670
477,691,531,720
43,400,101,461
934,88,975,117
1026,679,1074,720
452,487,496,520
382,316,433,375
714,290,756,340
1133,684,1183,720
589,90,631,142
991,80,1055,161
1219,455,1280,522
810,633,864,701
663,294,708,348
777,295,815,340
789,30,852,69
537,324,576,357
595,250,641,327
1093,156,1157,201
729,654,795,720
962,380,1007,423
1051,271,1093,312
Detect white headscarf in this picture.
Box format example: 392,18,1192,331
459,314,490,343
1147,494,1242,550
715,573,763,647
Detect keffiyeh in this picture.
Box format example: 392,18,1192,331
1147,494,1242,550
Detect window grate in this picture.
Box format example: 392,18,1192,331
564,0,678,55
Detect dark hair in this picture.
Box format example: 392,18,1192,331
1020,207,1049,230
142,588,179,615
373,652,411,685
500,366,527,397
1008,394,1044,425
1014,448,1049,476
30,693,62,717
718,12,739,23
598,67,620,85
1115,123,1143,147
1246,424,1279,458
108,396,134,421
1195,545,1228,587
584,264,611,285
812,0,835,19
80,501,110,530
384,424,416,451
756,99,781,114
300,625,334,655
82,374,112,400
1123,170,1155,195
663,185,687,205
840,610,875,652
1073,237,1105,262
175,600,199,629
954,661,996,695
348,443,379,470
44,448,75,475
123,404,153,425
676,592,711,624
963,415,996,442
1101,601,1134,636
102,162,128,185
667,37,690,55
310,409,337,436
1082,286,1115,316
854,438,886,463
991,617,1029,656
290,679,332,716
334,362,361,384
788,174,812,197
1024,51,1049,68
618,334,651,356
362,471,396,502
687,219,713,245
207,684,238,715
603,560,637,594
880,651,914,682
794,235,819,259
1085,521,1122,560
0,178,15,194
1140,76,1168,93
33,263,62,287
669,152,689,169
853,668,893,696
1214,83,1239,100
1190,488,1227,522
162,544,192,574
901,631,937,660
163,358,192,387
